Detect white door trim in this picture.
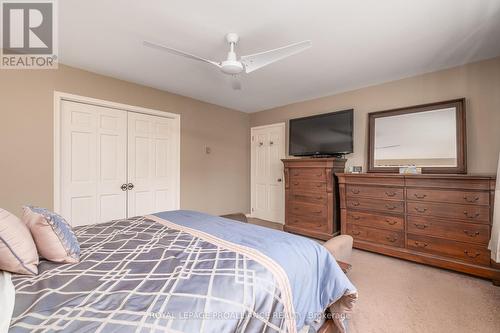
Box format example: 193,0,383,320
250,122,286,223
53,91,181,214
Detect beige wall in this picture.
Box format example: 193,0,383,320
0,64,250,217
250,56,500,175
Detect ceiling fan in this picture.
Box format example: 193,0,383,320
143,33,311,90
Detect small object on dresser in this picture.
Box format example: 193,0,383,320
349,166,362,173
399,166,422,174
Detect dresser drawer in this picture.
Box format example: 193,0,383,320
290,168,326,181
405,177,490,190
346,198,404,214
289,192,327,205
347,225,403,247
407,234,490,265
407,188,489,206
407,202,490,223
289,201,327,218
290,180,326,193
407,216,490,245
288,214,328,232
347,211,404,231
347,185,403,200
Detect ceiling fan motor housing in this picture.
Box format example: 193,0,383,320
221,59,244,74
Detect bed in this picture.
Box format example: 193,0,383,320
6,210,357,333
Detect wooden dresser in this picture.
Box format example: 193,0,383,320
282,158,346,240
337,173,499,283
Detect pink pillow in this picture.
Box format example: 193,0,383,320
22,206,80,264
0,208,38,275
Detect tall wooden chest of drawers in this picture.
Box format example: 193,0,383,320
337,173,499,283
282,158,346,240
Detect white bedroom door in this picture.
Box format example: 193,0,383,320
60,100,128,226
251,123,286,223
127,112,179,217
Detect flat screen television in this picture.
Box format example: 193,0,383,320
289,109,353,156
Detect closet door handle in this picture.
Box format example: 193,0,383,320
127,183,134,190
121,184,128,191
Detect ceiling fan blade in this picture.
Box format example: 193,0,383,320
240,40,311,73
143,41,221,68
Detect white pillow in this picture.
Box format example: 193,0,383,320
0,270,15,333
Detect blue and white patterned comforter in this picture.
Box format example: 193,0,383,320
10,210,357,333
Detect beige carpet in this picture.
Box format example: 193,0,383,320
347,249,500,333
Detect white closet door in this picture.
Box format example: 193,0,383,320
251,123,286,223
61,101,127,226
127,112,178,217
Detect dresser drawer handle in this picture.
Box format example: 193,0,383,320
351,189,360,194
385,191,397,197
414,193,427,199
293,182,300,186
463,211,480,219
385,220,397,225
413,223,428,229
316,196,323,200
414,241,428,248
351,201,360,207
352,215,361,220
312,210,323,214
463,230,480,237
385,236,398,243
316,184,322,187
463,196,479,203
351,231,361,236
463,250,481,259
293,172,300,177
385,204,397,210
414,207,427,213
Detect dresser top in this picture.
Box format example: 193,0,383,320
336,173,496,180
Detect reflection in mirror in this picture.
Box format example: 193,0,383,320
374,108,457,167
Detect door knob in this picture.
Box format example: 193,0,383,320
277,178,282,182
120,184,128,191
127,183,134,190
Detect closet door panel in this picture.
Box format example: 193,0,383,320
61,101,127,226
128,112,177,217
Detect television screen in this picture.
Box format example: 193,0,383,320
289,109,353,156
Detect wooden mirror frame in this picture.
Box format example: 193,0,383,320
368,98,467,174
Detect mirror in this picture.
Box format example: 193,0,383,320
368,99,466,174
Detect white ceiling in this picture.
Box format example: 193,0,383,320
59,0,500,112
